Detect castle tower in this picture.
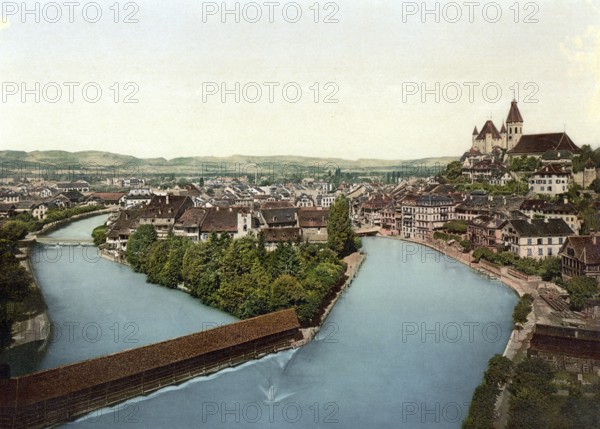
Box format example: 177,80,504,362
500,122,507,150
506,100,524,150
472,126,478,147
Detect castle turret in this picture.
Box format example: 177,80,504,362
506,100,524,150
472,126,478,146
500,122,507,150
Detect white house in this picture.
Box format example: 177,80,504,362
502,218,574,259
528,164,571,196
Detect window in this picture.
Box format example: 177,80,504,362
559,237,563,244
548,237,552,245
527,248,533,257
538,248,543,256
537,238,543,245
527,238,532,245
548,248,553,256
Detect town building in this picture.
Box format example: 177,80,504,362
468,216,507,251
502,218,574,259
528,164,571,196
559,234,600,283
138,194,194,239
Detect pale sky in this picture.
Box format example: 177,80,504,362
1,0,599,160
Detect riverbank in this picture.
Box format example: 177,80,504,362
295,251,366,347
33,207,114,238
2,210,114,361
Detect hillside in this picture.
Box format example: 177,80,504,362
0,150,457,175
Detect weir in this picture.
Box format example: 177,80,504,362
35,238,95,246
0,309,301,429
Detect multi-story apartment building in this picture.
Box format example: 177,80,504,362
502,218,574,259
528,164,571,196
399,194,455,240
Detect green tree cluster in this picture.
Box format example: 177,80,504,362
507,357,556,429
462,354,513,429
512,294,534,330
0,229,34,350
327,195,359,257
126,229,346,324
472,248,561,281
91,224,108,246
565,276,598,311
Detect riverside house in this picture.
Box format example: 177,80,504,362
468,215,507,251
502,218,574,259
138,194,194,239
559,234,600,283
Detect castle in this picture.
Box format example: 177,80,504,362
471,100,524,154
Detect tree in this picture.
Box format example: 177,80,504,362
269,274,306,311
512,295,533,330
445,161,463,181
91,224,107,247
484,354,513,390
125,224,157,272
327,195,357,257
0,240,31,303
565,276,598,310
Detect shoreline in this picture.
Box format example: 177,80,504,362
4,208,114,358
295,251,366,346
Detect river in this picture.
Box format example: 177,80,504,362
9,216,519,428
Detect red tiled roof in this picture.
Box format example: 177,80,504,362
141,195,192,219
506,100,524,123
201,207,240,233
476,120,502,140
90,192,126,202
3,310,300,406
533,163,570,176
508,133,581,155
297,208,328,228
262,227,302,242
560,235,600,265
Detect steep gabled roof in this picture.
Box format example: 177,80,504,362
297,208,328,228
262,227,302,243
175,207,209,228
201,207,240,233
560,235,600,265
476,120,502,140
506,100,524,123
533,163,570,176
508,133,580,155
506,218,573,237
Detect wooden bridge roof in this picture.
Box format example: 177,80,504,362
0,309,300,407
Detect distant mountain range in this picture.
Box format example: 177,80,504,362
0,150,457,175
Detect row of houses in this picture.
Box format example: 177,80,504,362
105,195,330,254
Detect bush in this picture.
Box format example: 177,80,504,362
444,220,468,234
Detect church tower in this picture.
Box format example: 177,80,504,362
506,100,524,150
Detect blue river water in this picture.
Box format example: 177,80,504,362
21,216,519,428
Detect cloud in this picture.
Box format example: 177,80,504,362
561,26,600,120
0,18,10,31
